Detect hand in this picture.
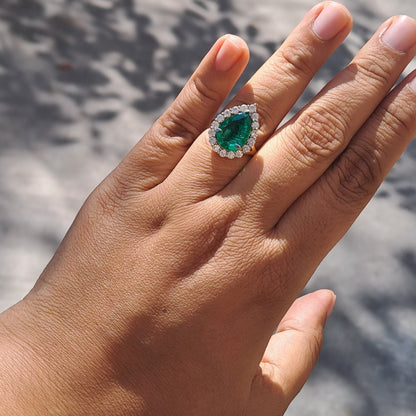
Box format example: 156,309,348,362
1,3,416,415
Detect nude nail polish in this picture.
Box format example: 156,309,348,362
215,35,246,72
381,15,416,52
313,2,350,41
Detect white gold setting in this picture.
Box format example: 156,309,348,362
208,103,259,158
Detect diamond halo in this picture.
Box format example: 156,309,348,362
208,103,259,159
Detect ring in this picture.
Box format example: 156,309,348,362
209,103,259,159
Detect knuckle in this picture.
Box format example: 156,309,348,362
156,74,224,142
288,108,347,166
189,75,223,105
324,144,382,208
158,104,201,143
90,165,148,221
91,176,131,219
305,329,323,363
91,177,168,234
248,239,291,304
348,55,392,88
279,43,316,80
278,320,323,363
377,99,414,138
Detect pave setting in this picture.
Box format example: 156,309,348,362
209,104,258,158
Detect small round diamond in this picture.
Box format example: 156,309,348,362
224,109,231,117
247,138,255,147
213,145,221,152
240,104,248,112
227,152,235,159
242,145,251,153
209,137,217,145
249,104,257,112
219,149,227,157
252,121,259,130
216,114,224,122
252,113,259,121
231,106,239,114
235,150,243,158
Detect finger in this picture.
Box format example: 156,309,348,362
113,34,249,191
230,15,416,229
228,1,352,146
246,290,335,416
162,2,353,203
275,69,416,293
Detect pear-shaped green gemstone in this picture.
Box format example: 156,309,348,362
216,112,252,152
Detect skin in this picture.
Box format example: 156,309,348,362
1,2,416,415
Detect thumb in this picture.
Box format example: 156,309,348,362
246,289,336,416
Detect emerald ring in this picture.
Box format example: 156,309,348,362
208,103,259,159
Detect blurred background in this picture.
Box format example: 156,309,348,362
0,0,415,414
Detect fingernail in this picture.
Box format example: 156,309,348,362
313,2,350,41
381,15,416,52
326,293,336,318
215,35,246,72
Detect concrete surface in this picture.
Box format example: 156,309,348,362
0,0,415,414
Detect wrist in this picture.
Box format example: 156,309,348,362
0,299,147,416
0,299,96,416
0,302,54,415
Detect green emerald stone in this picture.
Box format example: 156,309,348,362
216,112,252,152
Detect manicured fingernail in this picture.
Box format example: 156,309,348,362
215,35,246,72
313,2,350,41
381,15,416,52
